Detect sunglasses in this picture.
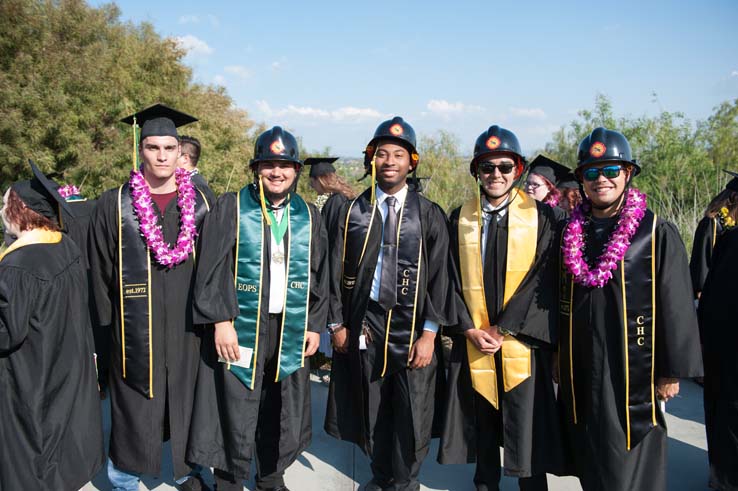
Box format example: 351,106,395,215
581,165,624,181
478,162,515,175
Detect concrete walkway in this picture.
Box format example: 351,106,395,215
81,378,710,491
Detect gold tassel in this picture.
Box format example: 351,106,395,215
370,154,377,205
258,175,272,226
131,116,138,171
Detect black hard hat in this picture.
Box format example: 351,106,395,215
364,116,419,168
470,125,526,176
576,127,640,176
250,126,301,168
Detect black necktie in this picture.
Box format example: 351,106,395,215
378,196,398,310
483,210,499,315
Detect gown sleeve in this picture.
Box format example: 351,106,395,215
0,265,36,353
308,203,329,332
326,199,350,326
655,219,703,378
87,190,118,329
689,216,714,297
420,202,459,327
193,193,240,325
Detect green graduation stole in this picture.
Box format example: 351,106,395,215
118,183,209,399
231,184,312,390
559,210,657,450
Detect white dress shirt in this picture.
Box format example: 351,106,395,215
369,185,438,333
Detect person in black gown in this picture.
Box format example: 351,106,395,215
324,117,459,491
697,174,738,491
186,126,328,491
557,128,703,491
437,126,566,491
689,170,738,299
1,161,103,491
88,104,212,491
178,135,217,205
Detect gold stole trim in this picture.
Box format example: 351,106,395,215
0,229,62,262
459,188,536,409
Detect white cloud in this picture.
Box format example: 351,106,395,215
174,35,213,56
731,70,738,78
178,15,199,24
213,75,226,85
255,100,384,122
508,107,547,120
271,61,283,71
426,99,484,115
224,65,251,79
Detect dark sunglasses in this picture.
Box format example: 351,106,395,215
478,162,515,175
582,165,624,181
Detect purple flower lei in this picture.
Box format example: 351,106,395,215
562,188,647,288
129,167,198,268
544,194,559,208
58,184,80,198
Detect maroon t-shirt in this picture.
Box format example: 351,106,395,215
151,191,177,212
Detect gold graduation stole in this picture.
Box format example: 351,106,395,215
0,229,62,263
458,188,536,409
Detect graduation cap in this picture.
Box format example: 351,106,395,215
305,157,339,178
10,160,75,223
120,103,198,140
557,172,579,190
528,155,570,185
723,169,738,192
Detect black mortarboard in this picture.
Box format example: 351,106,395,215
305,157,339,178
528,155,570,185
120,103,198,140
557,172,579,190
10,160,75,223
722,169,738,192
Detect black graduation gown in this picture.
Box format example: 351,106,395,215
690,216,721,297
438,201,567,478
0,236,104,491
698,227,738,491
186,191,328,479
321,192,348,238
324,189,458,456
88,188,207,478
192,172,217,208
559,214,703,491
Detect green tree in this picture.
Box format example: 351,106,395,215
0,0,255,197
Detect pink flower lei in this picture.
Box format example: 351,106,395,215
129,167,198,268
58,184,81,199
544,194,560,208
562,188,647,288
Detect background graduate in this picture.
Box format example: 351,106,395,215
557,127,703,491
689,170,738,299
1,161,103,491
697,198,738,491
177,135,217,205
88,104,212,491
186,126,328,491
324,117,458,491
438,126,566,490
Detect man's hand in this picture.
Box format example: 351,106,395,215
331,325,349,354
215,320,240,362
464,329,500,355
487,325,506,345
409,331,435,369
304,332,320,357
656,377,680,402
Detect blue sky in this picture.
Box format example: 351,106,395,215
94,0,738,156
